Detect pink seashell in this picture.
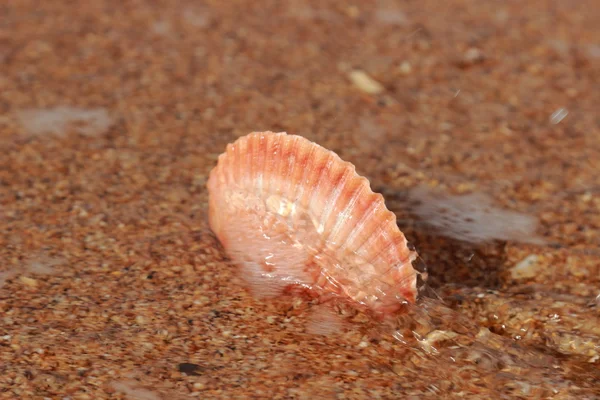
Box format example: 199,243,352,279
207,131,418,314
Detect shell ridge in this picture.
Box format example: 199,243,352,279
282,135,301,201
298,146,329,209
340,194,385,253
247,133,258,193
354,214,397,263
307,152,336,232
264,133,282,197
235,135,247,188
292,142,319,211
327,179,367,247
368,233,407,267
255,133,267,195
319,167,354,243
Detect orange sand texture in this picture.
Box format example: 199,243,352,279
1,1,599,399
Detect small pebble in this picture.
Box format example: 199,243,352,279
20,276,38,287
511,255,541,280
348,70,384,94
398,61,412,75
459,47,485,67
549,108,568,124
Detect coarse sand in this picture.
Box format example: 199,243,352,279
1,1,599,398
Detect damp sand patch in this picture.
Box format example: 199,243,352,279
0,256,65,288
16,106,113,138
408,187,546,245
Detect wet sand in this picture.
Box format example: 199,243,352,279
1,0,599,398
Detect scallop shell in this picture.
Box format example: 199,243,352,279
207,131,418,314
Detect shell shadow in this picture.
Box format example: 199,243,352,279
379,187,511,290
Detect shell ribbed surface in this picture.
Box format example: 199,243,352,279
208,131,418,313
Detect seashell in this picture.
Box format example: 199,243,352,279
207,131,418,314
